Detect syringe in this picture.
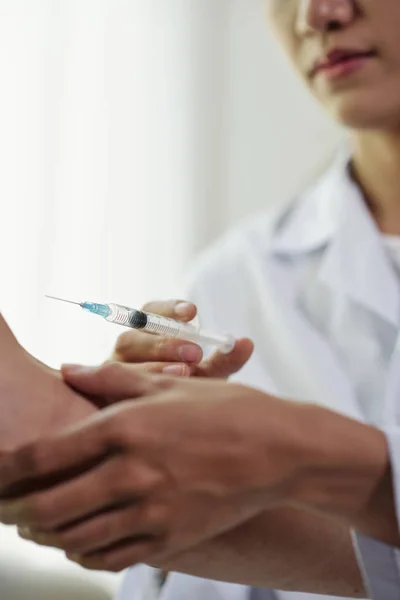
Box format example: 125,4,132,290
45,295,235,354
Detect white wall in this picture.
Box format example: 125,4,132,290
224,0,342,227
0,0,343,359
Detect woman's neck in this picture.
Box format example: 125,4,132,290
351,131,400,235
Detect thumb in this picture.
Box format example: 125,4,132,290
195,338,254,379
62,362,156,407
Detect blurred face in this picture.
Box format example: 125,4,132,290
266,0,400,130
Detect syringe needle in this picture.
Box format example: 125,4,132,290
45,295,82,306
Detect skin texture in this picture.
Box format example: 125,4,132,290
267,0,400,130
0,315,95,454
157,508,365,597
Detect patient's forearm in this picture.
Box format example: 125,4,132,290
0,315,25,371
0,315,50,384
158,508,365,598
0,313,95,452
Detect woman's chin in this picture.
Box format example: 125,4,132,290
326,94,400,132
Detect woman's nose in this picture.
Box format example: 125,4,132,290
295,0,356,36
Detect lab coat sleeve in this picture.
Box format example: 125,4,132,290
352,427,400,600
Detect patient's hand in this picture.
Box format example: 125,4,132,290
0,317,95,454
0,355,95,454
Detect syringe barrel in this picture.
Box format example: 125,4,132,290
106,305,195,333
105,304,136,327
105,304,234,353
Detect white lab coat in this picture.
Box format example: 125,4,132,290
119,155,400,600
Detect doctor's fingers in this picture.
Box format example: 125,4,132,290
111,299,202,365
194,338,254,379
112,329,203,366
142,299,197,322
0,456,162,530
19,500,167,556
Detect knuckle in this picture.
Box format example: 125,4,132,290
115,461,159,498
151,375,179,391
16,443,49,477
98,361,126,383
135,503,166,531
126,461,158,493
141,362,166,374
102,417,130,448
139,469,167,497
151,338,172,360
108,462,133,499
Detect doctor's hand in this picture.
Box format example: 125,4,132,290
110,299,253,381
0,363,303,572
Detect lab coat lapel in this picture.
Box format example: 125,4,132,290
241,237,363,421
384,341,400,425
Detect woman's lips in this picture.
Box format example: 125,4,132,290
311,50,377,81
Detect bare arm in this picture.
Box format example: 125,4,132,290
0,314,95,452
160,407,397,596
157,508,365,597
287,404,399,549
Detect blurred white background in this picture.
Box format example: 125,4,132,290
0,0,341,598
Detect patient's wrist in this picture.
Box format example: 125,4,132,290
0,314,95,452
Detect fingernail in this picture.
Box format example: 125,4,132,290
174,302,193,318
162,364,189,376
178,345,202,364
62,364,97,375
